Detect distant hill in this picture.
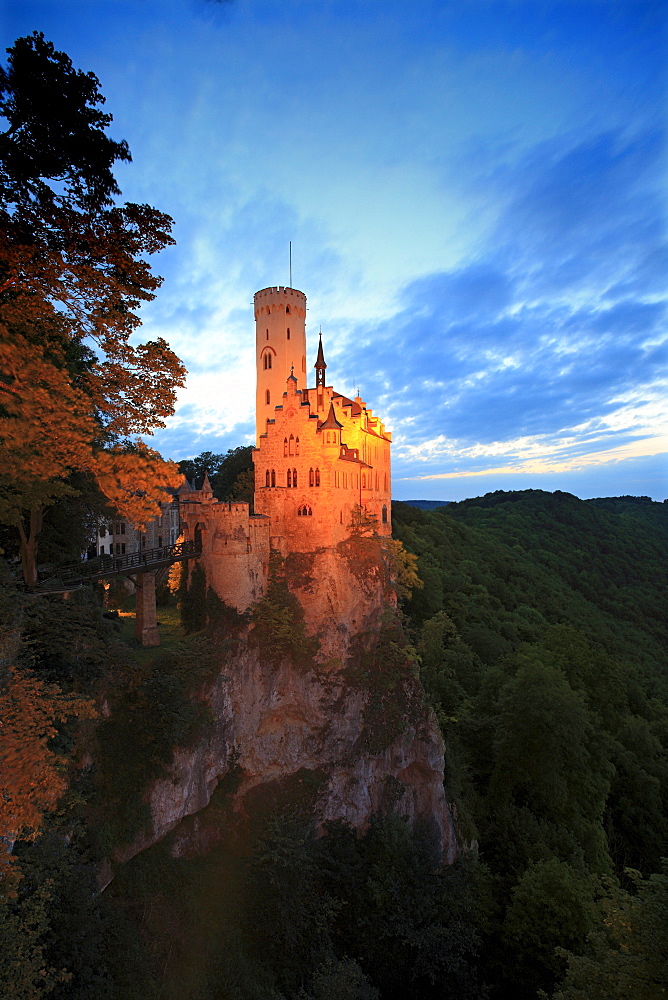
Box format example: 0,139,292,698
399,499,453,510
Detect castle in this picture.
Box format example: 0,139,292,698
177,285,393,620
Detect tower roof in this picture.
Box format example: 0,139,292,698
314,331,327,370
319,401,343,431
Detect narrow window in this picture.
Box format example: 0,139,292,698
158,536,162,548
302,355,306,372
284,437,288,457
340,510,343,523
121,543,126,554
384,473,388,492
266,330,269,340
265,470,270,487
287,327,290,340
286,305,290,314
293,468,298,487
295,437,300,455
375,473,379,491
362,474,366,489
289,434,294,456
287,469,292,488
271,469,276,487
308,507,312,516
99,545,105,555
309,468,314,487
297,506,302,516
265,389,270,405
267,353,272,369
382,505,388,524
315,468,320,487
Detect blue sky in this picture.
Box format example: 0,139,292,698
3,0,666,500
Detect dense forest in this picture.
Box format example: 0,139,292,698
2,488,666,999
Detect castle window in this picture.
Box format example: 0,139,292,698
266,330,269,340
284,437,288,457
287,327,290,340
271,469,276,487
295,437,300,456
286,305,290,314
265,470,270,487
309,467,314,487
265,389,270,405
293,468,298,487
384,473,388,492
362,474,366,489
340,510,343,523
289,434,294,456
263,352,272,370
315,467,320,487
302,355,306,372
382,505,388,524
99,545,105,555
287,469,292,488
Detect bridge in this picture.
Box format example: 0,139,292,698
36,539,202,647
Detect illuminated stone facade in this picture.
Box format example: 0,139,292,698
180,285,392,613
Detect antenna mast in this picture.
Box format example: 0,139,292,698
289,241,292,288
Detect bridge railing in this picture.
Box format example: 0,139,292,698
38,539,202,586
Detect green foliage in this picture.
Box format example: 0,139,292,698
547,862,668,1000
250,552,318,666
295,958,379,1000
93,635,215,851
179,446,254,502
0,873,71,1000
344,612,421,754
392,491,668,998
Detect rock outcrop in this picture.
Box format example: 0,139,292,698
113,537,460,868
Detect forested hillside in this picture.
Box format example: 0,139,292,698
2,490,666,1000
393,490,667,997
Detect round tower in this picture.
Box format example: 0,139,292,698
254,286,307,444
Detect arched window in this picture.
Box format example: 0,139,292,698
325,432,330,444
267,353,272,369
289,434,294,456
265,470,270,487
309,468,314,487
287,327,290,340
382,505,388,524
295,437,300,456
265,389,270,405
293,468,298,487
287,469,292,488
286,305,290,314
315,468,320,486
308,506,312,516
283,437,288,457
297,505,302,516
271,469,276,487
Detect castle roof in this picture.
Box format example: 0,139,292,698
314,332,327,370
318,401,343,431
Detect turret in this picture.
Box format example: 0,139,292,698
255,286,307,444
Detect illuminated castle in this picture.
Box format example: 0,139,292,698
179,286,392,617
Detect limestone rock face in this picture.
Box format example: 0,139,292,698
114,545,460,867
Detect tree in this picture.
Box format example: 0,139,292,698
0,663,95,868
0,33,186,585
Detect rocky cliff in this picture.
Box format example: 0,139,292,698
112,535,460,869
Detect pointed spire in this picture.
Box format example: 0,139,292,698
201,470,213,496
315,329,327,388
319,400,343,432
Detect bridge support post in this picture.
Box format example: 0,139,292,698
134,571,160,647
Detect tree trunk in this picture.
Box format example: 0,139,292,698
17,506,43,588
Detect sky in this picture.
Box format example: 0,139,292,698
3,0,666,501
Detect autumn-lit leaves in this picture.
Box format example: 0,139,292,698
0,33,187,584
